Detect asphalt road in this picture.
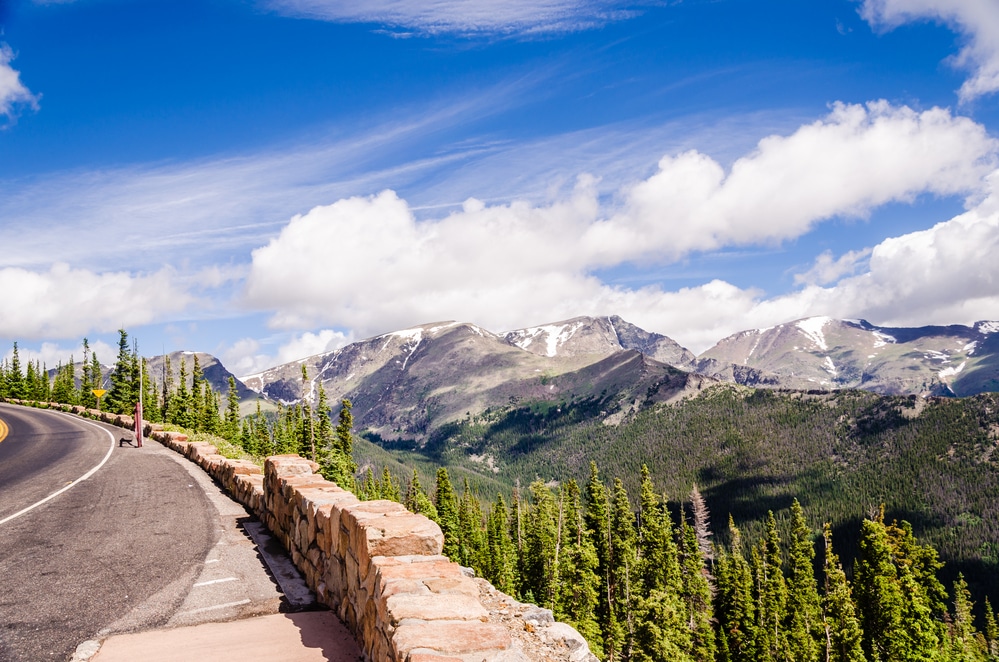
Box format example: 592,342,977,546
0,404,218,661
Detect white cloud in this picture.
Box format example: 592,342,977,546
793,248,873,286
861,0,999,101
244,101,997,352
682,170,999,348
2,339,118,371
0,264,194,340
222,329,354,377
264,0,644,35
0,44,39,125
584,101,995,264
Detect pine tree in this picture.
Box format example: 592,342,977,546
821,524,865,662
556,479,602,656
984,597,999,660
140,358,159,423
223,376,240,441
105,330,136,414
379,467,401,502
160,355,173,421
300,365,316,461
318,398,356,489
485,493,518,595
689,483,714,572
585,462,615,657
405,470,438,522
679,515,717,662
756,511,790,662
610,477,638,660
457,479,485,572
7,342,25,399
786,500,822,662
947,574,987,662
716,517,759,662
80,338,96,408
854,512,941,662
524,480,561,610
434,468,460,560
633,466,691,662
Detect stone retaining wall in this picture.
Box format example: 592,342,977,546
156,434,521,661
2,400,593,661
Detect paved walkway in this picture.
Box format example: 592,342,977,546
71,440,363,662
87,612,362,662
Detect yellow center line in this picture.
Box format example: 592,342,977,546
0,417,7,443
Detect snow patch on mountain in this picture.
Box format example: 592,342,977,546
939,361,967,380
428,322,460,334
510,321,586,357
823,356,837,376
964,341,978,355
796,317,831,351
872,331,896,348
977,321,999,335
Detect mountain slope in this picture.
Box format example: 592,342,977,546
697,317,999,396
504,315,695,367
242,318,701,440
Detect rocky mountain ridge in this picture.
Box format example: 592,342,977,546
235,314,999,442
697,316,999,396
241,317,709,441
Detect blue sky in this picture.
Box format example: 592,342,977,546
2,0,999,375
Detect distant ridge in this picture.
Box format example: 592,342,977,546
696,316,999,396
232,314,999,441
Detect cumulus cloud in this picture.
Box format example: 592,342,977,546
0,264,194,340
0,44,39,125
244,101,997,351
861,0,999,102
222,329,354,377
3,339,118,371
264,0,645,35
585,101,995,264
679,171,999,347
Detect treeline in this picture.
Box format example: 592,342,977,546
381,461,999,662
0,332,356,486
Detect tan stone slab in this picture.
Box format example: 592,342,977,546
91,612,363,662
386,593,488,623
392,621,512,657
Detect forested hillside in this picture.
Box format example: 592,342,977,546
359,386,999,594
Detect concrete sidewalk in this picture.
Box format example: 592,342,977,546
87,611,363,662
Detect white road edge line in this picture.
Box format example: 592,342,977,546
193,577,239,587
0,414,116,526
178,599,250,616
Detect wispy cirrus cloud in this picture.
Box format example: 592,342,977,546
861,0,999,102
264,0,654,35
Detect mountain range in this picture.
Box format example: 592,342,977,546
234,315,999,441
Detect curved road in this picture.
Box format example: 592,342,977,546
0,403,217,661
